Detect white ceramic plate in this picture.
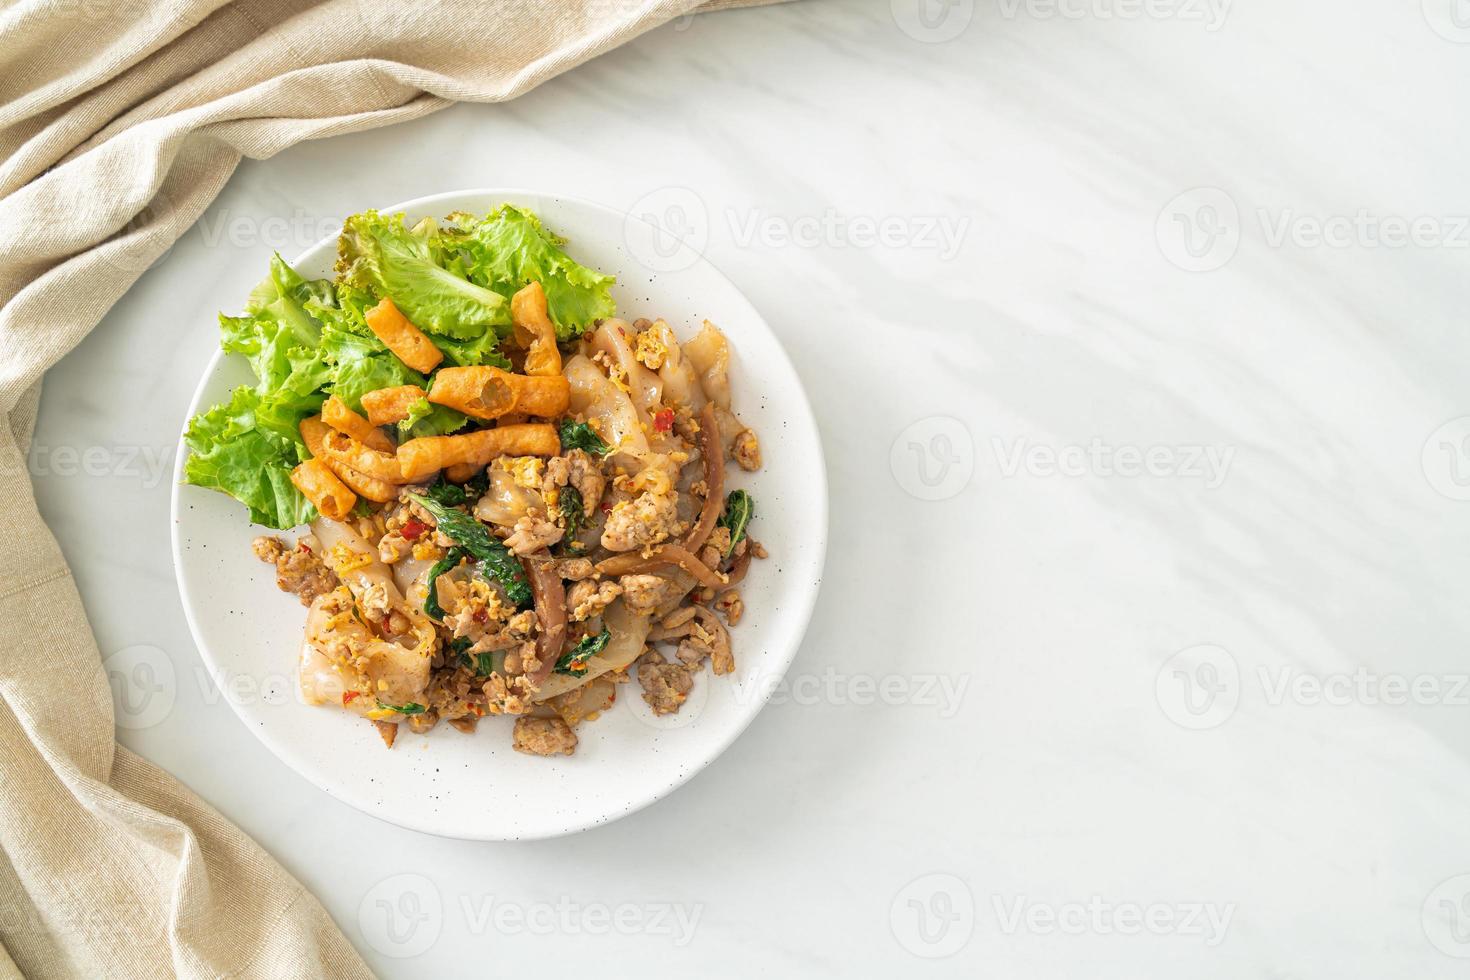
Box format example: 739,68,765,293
171,189,827,840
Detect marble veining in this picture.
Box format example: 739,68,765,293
31,1,1470,975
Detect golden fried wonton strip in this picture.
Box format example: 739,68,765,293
427,366,569,421
291,458,355,520
510,282,562,377
320,429,405,484
322,395,395,454
365,297,444,374
299,417,399,503
398,424,560,481
361,385,427,426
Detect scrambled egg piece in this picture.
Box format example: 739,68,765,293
328,542,374,574
634,320,676,370
499,456,546,491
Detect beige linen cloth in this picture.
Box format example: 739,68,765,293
0,1,783,976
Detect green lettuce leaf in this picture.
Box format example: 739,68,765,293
319,318,424,413
445,205,616,339
433,330,513,369
185,256,337,526
251,344,332,447
397,397,469,439
183,386,316,529
220,254,325,394
335,210,508,340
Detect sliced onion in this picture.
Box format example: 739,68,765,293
681,402,724,553
594,543,722,589
524,557,567,688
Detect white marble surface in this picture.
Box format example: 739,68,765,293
31,0,1470,975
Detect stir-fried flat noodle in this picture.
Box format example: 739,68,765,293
532,599,651,702
591,320,664,419
565,353,648,458
301,517,437,712
683,320,730,409
473,466,545,526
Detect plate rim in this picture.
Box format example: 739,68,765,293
169,186,828,840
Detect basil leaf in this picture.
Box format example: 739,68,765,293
716,489,754,556
451,637,494,677
376,700,426,715
558,419,610,456
421,469,488,508
554,629,611,676
408,494,532,606
557,486,585,553
423,547,467,621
